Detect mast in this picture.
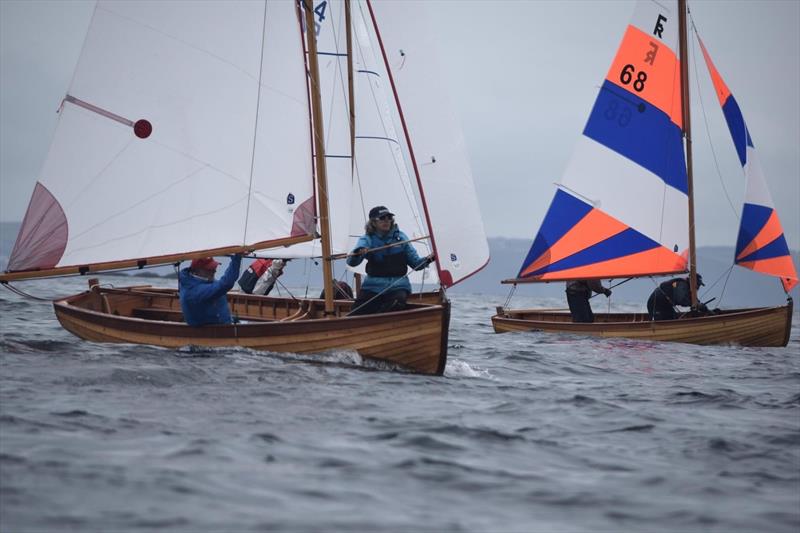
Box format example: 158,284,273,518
345,0,355,173
679,0,699,308
303,1,335,315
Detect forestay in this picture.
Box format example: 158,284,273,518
698,39,798,292
8,0,315,274
515,0,689,282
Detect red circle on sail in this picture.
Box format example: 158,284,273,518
133,119,152,139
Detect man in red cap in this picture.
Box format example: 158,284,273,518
179,254,242,326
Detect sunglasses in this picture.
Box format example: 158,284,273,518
376,215,394,221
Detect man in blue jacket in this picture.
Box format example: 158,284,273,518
179,255,242,326
347,206,434,315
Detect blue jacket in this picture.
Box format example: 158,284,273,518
346,227,426,294
179,255,242,327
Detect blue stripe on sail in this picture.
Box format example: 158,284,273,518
735,203,772,257
583,80,688,194
526,228,660,277
518,190,592,277
737,234,791,263
721,95,753,167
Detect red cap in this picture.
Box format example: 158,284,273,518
190,257,220,271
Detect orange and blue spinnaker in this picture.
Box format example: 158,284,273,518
700,39,798,292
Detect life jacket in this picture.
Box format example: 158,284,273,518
237,258,273,294
365,233,408,278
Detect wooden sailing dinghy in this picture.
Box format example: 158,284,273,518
0,0,488,375
493,0,796,347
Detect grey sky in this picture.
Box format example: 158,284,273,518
1,0,798,250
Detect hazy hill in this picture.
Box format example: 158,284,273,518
2,222,796,308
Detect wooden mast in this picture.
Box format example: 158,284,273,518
678,0,699,308
303,1,335,315
345,0,355,173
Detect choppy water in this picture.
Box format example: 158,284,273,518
1,277,798,532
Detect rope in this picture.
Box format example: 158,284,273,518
502,284,517,309
1,282,56,301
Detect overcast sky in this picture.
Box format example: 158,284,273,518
1,0,798,250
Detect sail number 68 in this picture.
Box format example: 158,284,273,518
620,64,647,92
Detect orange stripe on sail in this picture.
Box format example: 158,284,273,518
736,210,785,261
532,246,687,281
606,25,682,128
737,256,798,291
519,208,628,278
698,38,732,107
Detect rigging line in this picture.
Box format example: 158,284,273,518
1,282,56,301
352,4,410,212
688,16,739,221
502,284,517,309
319,2,349,158
356,1,426,237
244,1,270,246
588,277,633,299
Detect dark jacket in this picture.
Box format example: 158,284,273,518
179,255,242,327
346,227,427,294
647,277,691,320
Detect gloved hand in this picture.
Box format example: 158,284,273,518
414,254,436,271
604,288,612,297
696,302,709,313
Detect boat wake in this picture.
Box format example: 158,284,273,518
444,359,492,379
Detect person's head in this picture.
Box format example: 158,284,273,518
365,205,395,234
190,257,220,281
687,273,704,287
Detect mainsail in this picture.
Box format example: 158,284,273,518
8,1,315,275
698,39,798,292
515,0,688,282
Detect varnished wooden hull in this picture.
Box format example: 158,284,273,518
492,299,793,347
53,286,450,375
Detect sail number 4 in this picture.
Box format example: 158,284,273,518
299,0,328,36
620,64,647,92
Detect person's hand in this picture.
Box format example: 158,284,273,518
696,302,709,313
354,247,368,256
604,288,612,297
426,253,436,264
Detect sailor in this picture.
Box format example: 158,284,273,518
346,206,434,315
647,274,707,320
565,279,612,323
179,255,242,326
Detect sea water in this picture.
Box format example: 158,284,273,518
1,276,798,532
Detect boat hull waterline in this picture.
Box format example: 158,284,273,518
491,301,793,347
54,287,450,375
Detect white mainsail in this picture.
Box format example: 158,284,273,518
9,0,314,273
